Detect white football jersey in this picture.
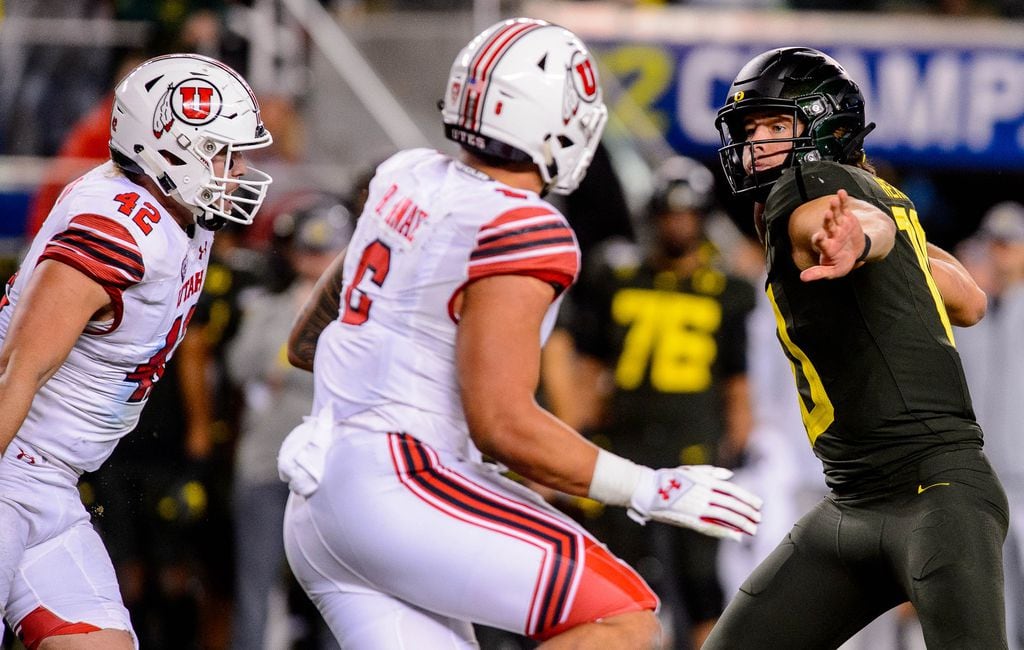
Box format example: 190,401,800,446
0,162,214,473
312,149,579,459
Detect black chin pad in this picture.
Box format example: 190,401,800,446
196,213,227,231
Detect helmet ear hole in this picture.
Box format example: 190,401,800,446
557,135,574,148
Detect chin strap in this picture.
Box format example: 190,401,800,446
196,212,227,231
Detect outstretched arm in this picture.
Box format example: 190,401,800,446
789,189,896,281
287,248,346,371
456,274,761,540
0,260,110,456
927,243,987,327
457,274,599,495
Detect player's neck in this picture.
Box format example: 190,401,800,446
460,152,544,195
133,174,196,231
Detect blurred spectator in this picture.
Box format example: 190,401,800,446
190,221,273,648
538,140,637,433
256,95,308,166
115,2,248,73
715,242,823,601
228,194,353,650
956,201,1024,650
561,141,636,259
569,156,756,649
82,360,213,649
24,51,146,237
0,2,117,156
82,219,270,650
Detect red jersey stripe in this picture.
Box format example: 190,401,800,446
69,213,139,247
48,230,144,277
42,214,145,287
471,206,578,291
468,251,578,295
471,232,575,260
474,208,574,257
16,606,102,650
40,247,138,291
479,206,558,231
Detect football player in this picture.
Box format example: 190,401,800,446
570,155,756,649
278,17,761,649
0,53,272,649
704,47,1006,649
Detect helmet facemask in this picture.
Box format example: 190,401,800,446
715,47,873,201
183,134,273,230
717,100,816,199
534,105,608,196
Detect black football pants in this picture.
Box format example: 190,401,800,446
704,448,1009,650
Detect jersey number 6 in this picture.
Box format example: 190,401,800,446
341,239,392,326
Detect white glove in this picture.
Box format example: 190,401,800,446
627,465,762,541
588,450,762,542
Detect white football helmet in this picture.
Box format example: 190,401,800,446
110,53,273,230
441,18,608,195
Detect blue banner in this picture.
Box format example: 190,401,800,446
592,40,1024,170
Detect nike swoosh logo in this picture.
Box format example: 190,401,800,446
917,482,951,494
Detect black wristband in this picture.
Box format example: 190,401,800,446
855,233,872,264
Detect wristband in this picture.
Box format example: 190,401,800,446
588,449,645,507
855,233,872,264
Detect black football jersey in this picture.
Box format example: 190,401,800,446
573,247,755,467
762,161,980,494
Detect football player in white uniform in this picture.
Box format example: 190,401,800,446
278,18,761,649
0,54,272,649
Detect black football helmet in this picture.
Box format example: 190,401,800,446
715,47,874,200
647,155,716,218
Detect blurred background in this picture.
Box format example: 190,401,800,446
3,1,1024,649
4,0,1024,261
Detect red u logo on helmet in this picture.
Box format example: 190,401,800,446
172,79,222,125
573,58,598,101
179,87,214,120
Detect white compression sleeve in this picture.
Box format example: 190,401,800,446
587,449,647,507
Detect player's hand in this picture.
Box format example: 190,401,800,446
800,189,867,282
627,465,762,541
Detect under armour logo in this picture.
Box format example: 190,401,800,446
198,242,209,260
658,478,682,501
15,447,36,465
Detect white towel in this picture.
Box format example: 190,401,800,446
277,407,335,497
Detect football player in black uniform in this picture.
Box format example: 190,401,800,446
704,47,1008,649
572,156,756,649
